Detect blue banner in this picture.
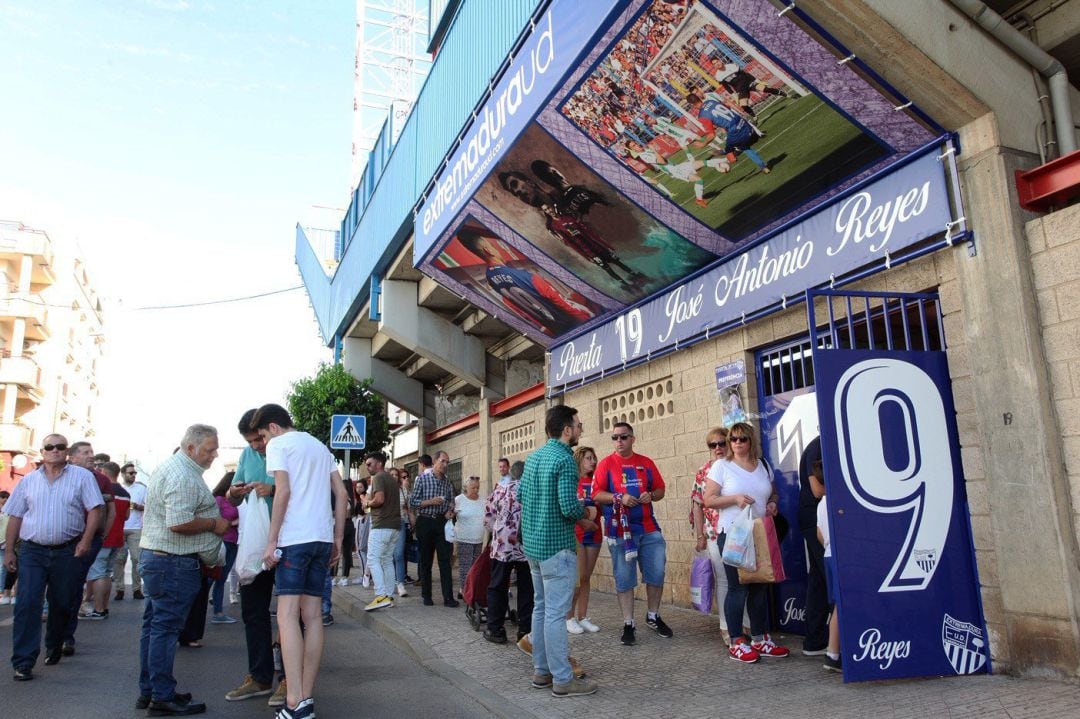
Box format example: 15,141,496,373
414,0,623,259
758,387,819,637
813,345,989,682
548,143,959,389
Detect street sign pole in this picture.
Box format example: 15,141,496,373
344,449,350,483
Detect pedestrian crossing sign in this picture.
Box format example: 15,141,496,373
330,414,366,450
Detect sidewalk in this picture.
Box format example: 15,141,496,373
333,574,1080,719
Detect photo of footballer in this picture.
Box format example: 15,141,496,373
478,123,715,304
559,0,888,240
433,219,605,340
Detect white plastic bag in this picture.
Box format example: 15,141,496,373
444,518,456,544
722,505,757,571
236,491,271,585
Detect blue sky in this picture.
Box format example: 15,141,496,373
0,0,355,466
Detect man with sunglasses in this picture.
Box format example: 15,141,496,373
592,422,671,646
113,463,146,601
2,434,104,680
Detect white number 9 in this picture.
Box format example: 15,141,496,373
833,358,953,592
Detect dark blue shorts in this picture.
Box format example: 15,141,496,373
825,555,838,605
275,541,332,597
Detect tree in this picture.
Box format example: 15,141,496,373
286,363,390,467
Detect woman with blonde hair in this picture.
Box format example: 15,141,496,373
704,422,789,663
689,426,740,643
566,445,603,634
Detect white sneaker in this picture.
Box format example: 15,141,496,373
361,576,370,588
0,596,10,606
349,577,364,586
578,617,600,633
396,582,409,597
337,578,350,587
566,617,585,635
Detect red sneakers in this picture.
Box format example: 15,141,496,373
751,634,791,658
728,639,760,663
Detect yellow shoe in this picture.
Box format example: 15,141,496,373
267,680,286,708
569,656,585,678
364,595,393,612
225,675,272,701
516,634,532,656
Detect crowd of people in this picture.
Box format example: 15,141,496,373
2,401,839,713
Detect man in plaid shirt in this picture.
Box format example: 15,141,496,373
408,452,457,607
518,405,597,698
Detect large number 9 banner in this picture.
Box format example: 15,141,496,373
813,331,990,683
834,359,953,592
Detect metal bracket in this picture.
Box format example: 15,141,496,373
837,53,856,65
894,101,913,111
778,2,795,17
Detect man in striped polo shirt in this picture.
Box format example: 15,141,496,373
2,433,104,681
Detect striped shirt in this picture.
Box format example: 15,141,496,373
1,463,104,545
408,469,454,519
140,451,223,565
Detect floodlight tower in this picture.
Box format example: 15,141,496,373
352,0,432,192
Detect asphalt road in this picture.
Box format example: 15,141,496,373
0,593,494,718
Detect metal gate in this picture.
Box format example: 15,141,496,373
807,288,989,682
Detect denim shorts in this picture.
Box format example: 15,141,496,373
275,541,332,597
609,530,666,593
88,546,120,581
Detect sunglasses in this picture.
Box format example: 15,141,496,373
707,441,727,449
124,471,137,475
43,443,68,451
611,433,632,441
729,436,751,444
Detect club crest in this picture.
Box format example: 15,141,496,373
942,614,987,675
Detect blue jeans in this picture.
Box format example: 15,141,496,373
394,520,408,582
138,551,202,701
717,531,768,641
528,549,576,684
211,542,238,614
11,540,80,669
64,534,103,643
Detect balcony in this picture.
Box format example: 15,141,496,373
0,294,50,340
0,223,56,286
0,355,44,399
0,422,31,452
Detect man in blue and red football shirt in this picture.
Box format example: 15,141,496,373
686,92,771,176
591,422,671,646
456,227,596,337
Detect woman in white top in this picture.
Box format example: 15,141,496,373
703,422,790,663
453,477,485,599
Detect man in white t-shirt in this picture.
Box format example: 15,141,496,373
254,404,347,719
113,463,147,600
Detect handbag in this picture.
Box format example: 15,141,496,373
690,550,714,613
738,515,788,584
722,505,756,571
236,491,271,585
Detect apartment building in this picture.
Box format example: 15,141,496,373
0,220,104,493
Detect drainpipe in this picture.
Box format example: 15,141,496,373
949,0,1076,155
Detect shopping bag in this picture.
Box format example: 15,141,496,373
236,491,271,585
690,550,714,613
444,519,456,544
738,515,788,584
722,506,756,571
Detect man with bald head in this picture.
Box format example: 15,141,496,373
2,433,104,681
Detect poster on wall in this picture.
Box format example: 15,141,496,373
714,360,747,426
415,0,954,360
811,318,990,682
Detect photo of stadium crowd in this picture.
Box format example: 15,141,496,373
559,0,890,239
477,123,716,304
432,218,606,340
